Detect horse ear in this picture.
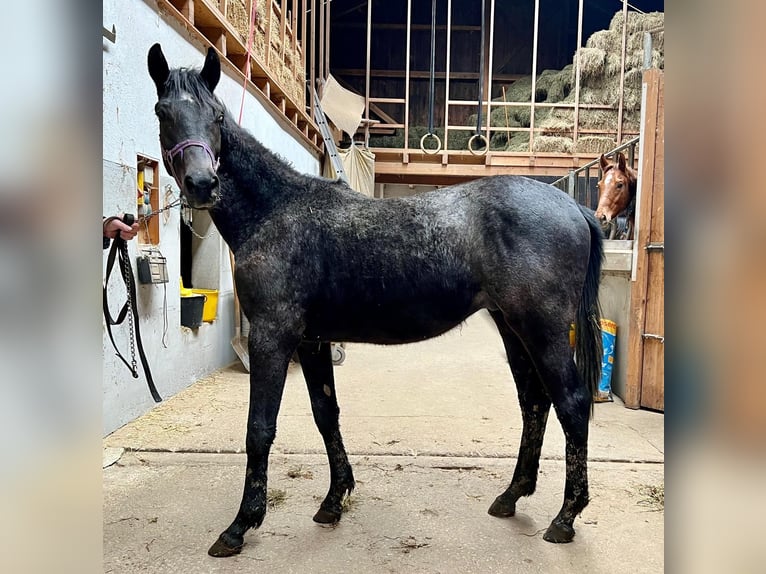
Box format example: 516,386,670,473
200,47,221,93
616,152,627,172
599,154,609,171
148,43,170,97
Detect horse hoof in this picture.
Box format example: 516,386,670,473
313,508,341,524
208,534,244,557
487,496,516,517
543,521,575,543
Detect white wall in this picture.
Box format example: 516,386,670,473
102,0,320,435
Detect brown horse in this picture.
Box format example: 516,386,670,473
596,152,637,240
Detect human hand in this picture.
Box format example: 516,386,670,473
103,215,139,240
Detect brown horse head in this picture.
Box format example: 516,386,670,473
595,152,637,238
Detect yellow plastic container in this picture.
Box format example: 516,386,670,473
180,278,218,322
191,288,218,322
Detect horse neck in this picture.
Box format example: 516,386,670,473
209,118,306,252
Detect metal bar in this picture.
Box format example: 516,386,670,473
301,0,307,108
573,0,584,144
310,0,316,116
444,0,452,151
103,24,116,43
643,32,653,69
319,0,325,85
617,0,628,143
325,0,331,78
529,0,540,152
265,0,273,66
485,0,496,148
585,165,591,208
645,243,664,251
365,0,371,124
404,0,412,152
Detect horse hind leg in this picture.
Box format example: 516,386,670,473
487,311,552,518
297,341,355,524
524,332,592,543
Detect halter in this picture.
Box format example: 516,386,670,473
162,139,220,189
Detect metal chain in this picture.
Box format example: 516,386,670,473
182,206,217,239
119,242,138,375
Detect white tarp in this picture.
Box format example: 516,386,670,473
320,74,365,138
323,143,376,198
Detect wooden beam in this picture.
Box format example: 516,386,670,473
625,69,662,409
444,0,452,150
334,69,524,81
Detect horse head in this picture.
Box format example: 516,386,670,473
595,152,636,233
148,43,223,209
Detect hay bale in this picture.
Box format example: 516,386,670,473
575,48,607,82
609,11,664,35
575,136,617,154
586,29,621,53
533,136,573,154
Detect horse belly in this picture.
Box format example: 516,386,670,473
303,285,485,345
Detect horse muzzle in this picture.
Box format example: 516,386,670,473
183,171,220,209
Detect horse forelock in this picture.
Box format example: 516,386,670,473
162,68,223,110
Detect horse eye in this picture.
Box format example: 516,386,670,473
216,113,224,123
616,183,623,188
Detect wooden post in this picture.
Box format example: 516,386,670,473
265,0,273,66
280,0,287,59
625,68,664,409
310,0,316,115
529,0,539,152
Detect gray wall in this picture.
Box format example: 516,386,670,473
102,0,320,435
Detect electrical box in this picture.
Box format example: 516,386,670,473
136,251,168,284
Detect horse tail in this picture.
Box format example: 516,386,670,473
575,205,604,415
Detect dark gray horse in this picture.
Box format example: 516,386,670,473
148,44,603,557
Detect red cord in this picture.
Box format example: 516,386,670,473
238,0,257,125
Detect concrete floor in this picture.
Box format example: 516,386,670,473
103,311,664,573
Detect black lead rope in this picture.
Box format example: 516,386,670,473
103,214,163,402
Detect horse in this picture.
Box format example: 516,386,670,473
147,44,604,557
595,151,638,240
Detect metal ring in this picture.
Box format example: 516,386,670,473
467,134,488,156
419,133,442,155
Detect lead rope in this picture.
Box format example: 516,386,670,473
103,214,163,402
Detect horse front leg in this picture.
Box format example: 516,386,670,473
297,341,355,524
208,323,300,557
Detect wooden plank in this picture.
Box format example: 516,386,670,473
334,68,524,81
639,74,665,411
280,0,287,59
625,68,661,409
